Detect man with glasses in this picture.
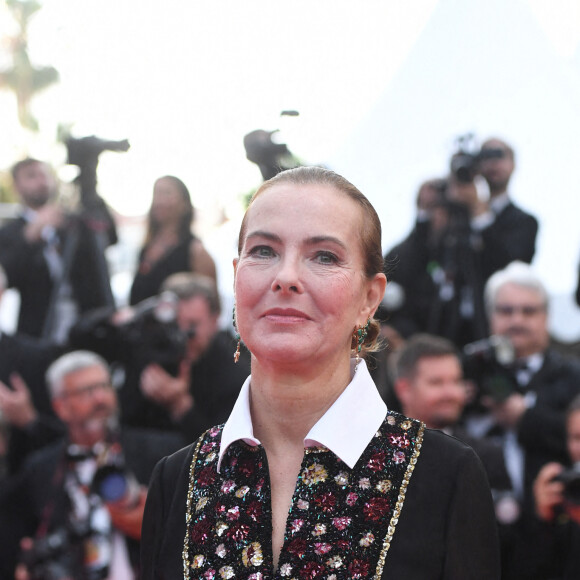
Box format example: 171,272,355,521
0,350,184,579
460,261,580,576
467,262,580,514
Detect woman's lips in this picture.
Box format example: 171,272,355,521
262,308,311,322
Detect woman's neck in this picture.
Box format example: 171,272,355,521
248,356,352,453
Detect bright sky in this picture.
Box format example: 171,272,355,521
2,0,580,333
0,1,445,216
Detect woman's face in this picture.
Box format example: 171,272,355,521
234,183,385,369
150,178,188,225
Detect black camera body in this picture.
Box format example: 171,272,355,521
120,291,188,377
554,463,580,505
21,520,89,580
463,335,518,403
450,133,505,183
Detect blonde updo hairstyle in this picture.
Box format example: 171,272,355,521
237,166,384,356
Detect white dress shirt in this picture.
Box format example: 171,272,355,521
218,359,387,472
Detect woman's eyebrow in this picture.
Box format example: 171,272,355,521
307,235,347,249
245,230,281,243
245,232,346,250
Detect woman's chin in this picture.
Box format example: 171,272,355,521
250,340,314,365
249,338,340,370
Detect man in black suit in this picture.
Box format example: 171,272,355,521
0,350,184,579
477,137,539,280
467,262,580,508
0,158,117,343
382,138,538,348
70,273,250,443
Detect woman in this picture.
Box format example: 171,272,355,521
141,167,500,579
129,175,217,305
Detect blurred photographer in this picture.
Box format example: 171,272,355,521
505,396,580,579
383,177,489,346
70,273,250,442
0,263,66,475
464,262,580,514
382,137,538,348
0,350,183,580
476,137,538,278
0,155,117,343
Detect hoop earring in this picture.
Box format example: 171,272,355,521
233,305,241,363
354,317,371,362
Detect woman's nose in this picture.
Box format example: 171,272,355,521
271,256,303,293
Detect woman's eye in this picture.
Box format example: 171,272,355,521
250,245,274,258
316,251,338,265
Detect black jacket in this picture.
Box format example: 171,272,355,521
0,209,116,338
141,426,500,579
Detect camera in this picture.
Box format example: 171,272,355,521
553,462,580,505
90,440,141,506
66,135,130,171
463,335,518,402
20,521,89,580
119,291,188,376
450,133,505,183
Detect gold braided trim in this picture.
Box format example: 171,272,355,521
182,431,207,580
373,420,425,580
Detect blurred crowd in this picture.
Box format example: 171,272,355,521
0,138,579,578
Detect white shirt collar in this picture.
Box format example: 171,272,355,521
520,352,544,373
20,206,37,223
489,192,510,214
217,359,387,472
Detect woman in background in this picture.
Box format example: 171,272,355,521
129,175,216,305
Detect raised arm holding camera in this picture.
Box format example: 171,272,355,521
69,273,250,442
0,140,121,344
382,136,539,349
503,396,580,579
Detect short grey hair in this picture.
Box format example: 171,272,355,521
0,264,6,292
484,261,549,318
46,350,109,399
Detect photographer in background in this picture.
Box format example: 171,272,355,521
393,333,511,490
382,136,538,348
383,176,489,346
506,395,580,578
0,350,183,580
0,156,117,343
476,137,538,278
0,263,65,475
465,262,580,513
70,273,250,442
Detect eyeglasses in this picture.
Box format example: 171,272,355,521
494,304,545,317
59,382,114,400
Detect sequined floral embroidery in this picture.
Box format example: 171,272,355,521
183,412,424,579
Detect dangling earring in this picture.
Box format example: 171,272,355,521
233,305,241,363
354,317,371,362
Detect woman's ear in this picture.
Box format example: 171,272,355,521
364,272,387,319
